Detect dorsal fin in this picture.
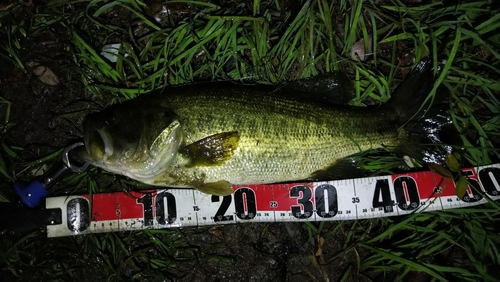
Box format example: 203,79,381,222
281,71,355,105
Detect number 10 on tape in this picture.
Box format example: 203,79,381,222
46,164,500,237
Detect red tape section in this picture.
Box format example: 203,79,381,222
46,164,500,237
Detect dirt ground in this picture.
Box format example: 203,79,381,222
0,30,364,282
0,50,439,281
2,0,497,281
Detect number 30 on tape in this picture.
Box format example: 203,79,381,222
45,164,500,237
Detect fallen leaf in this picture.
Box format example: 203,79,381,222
30,164,49,177
350,35,372,61
207,226,224,239
455,175,468,199
315,235,324,256
428,163,453,179
446,153,460,172
403,155,416,168
101,43,122,63
27,62,60,85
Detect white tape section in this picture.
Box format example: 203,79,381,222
45,163,500,237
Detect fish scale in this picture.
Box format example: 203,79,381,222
151,84,400,185
79,60,449,195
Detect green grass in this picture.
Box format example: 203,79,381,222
1,0,500,281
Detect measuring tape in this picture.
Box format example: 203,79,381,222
45,163,500,237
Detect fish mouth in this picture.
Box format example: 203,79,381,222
84,125,115,162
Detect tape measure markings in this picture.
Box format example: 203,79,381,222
45,164,500,237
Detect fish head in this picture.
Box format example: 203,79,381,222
79,101,182,182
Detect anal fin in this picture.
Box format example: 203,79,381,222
309,157,366,181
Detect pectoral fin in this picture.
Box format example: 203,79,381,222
180,131,240,167
193,180,233,196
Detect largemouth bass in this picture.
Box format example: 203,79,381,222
78,59,450,195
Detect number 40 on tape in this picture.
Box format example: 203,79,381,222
45,164,500,237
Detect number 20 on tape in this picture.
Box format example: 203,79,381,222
45,164,500,237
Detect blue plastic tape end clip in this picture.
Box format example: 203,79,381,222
14,180,49,208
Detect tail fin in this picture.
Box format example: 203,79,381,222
385,58,441,122
386,58,457,165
